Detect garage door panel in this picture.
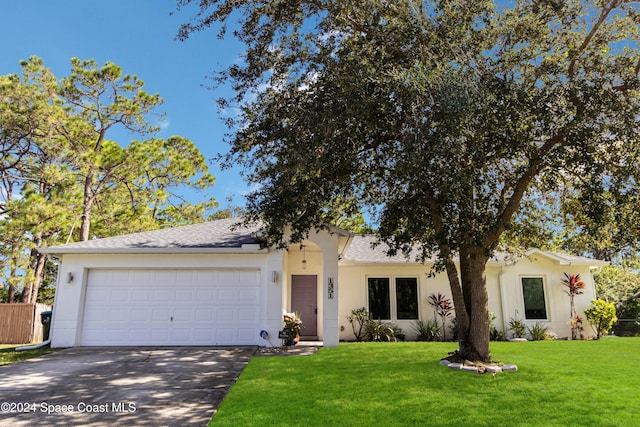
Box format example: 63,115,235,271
196,289,215,302
174,290,195,304
194,309,213,321
80,269,261,346
216,329,234,342
129,329,149,341
216,308,235,322
238,308,259,322
130,309,151,322
153,289,172,303
193,328,210,340
173,308,195,321
237,328,256,342
151,308,172,321
149,329,170,342
153,270,174,282
131,289,153,304
239,288,259,301
217,289,235,303
112,270,131,281
107,308,128,321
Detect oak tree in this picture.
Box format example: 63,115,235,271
178,0,640,361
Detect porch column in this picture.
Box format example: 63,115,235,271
322,246,340,347
310,230,340,347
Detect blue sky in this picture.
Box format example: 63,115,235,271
0,0,247,210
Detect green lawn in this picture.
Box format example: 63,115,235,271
210,338,640,426
0,344,59,366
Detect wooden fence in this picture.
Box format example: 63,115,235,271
0,303,52,344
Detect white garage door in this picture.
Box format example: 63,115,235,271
80,269,261,346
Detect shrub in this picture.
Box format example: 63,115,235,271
489,312,506,341
584,299,618,339
509,318,526,339
364,319,401,342
413,319,441,342
347,307,369,342
427,293,454,341
562,273,586,340
613,294,640,336
528,322,549,341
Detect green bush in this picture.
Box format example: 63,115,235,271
413,319,441,342
613,295,640,336
584,299,618,339
364,319,401,342
528,322,549,341
489,312,506,341
347,307,369,342
348,307,402,342
508,318,526,339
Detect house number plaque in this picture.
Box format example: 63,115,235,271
328,277,334,300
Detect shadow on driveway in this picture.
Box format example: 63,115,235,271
0,346,256,426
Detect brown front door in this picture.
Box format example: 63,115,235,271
291,275,317,337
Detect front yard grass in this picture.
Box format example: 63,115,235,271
0,344,58,366
211,338,640,426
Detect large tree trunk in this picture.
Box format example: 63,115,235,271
79,172,95,242
22,250,47,304
448,246,491,362
444,257,468,340
7,257,17,303
7,282,16,303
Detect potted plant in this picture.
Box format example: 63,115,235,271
282,312,304,346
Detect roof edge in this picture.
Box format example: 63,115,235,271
38,246,269,256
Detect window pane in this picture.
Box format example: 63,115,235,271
522,277,547,319
396,278,418,320
368,278,390,320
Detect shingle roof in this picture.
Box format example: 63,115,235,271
342,235,426,263
40,218,609,268
40,218,263,254
341,236,609,267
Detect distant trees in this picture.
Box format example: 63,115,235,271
0,57,218,304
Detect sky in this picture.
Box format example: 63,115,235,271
0,0,247,210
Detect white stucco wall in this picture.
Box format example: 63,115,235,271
338,257,600,341
50,242,601,348
339,263,449,341
50,252,285,348
499,255,599,339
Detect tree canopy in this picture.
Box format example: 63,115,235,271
1,57,219,304
178,0,640,361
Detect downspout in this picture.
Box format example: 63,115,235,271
15,338,50,351
499,267,510,335
16,255,61,351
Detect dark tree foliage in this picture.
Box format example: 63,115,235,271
177,0,640,361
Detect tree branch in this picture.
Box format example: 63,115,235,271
568,0,621,79
484,132,566,248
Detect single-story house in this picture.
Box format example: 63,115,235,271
40,218,608,348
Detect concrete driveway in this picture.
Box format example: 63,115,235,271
0,346,256,426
